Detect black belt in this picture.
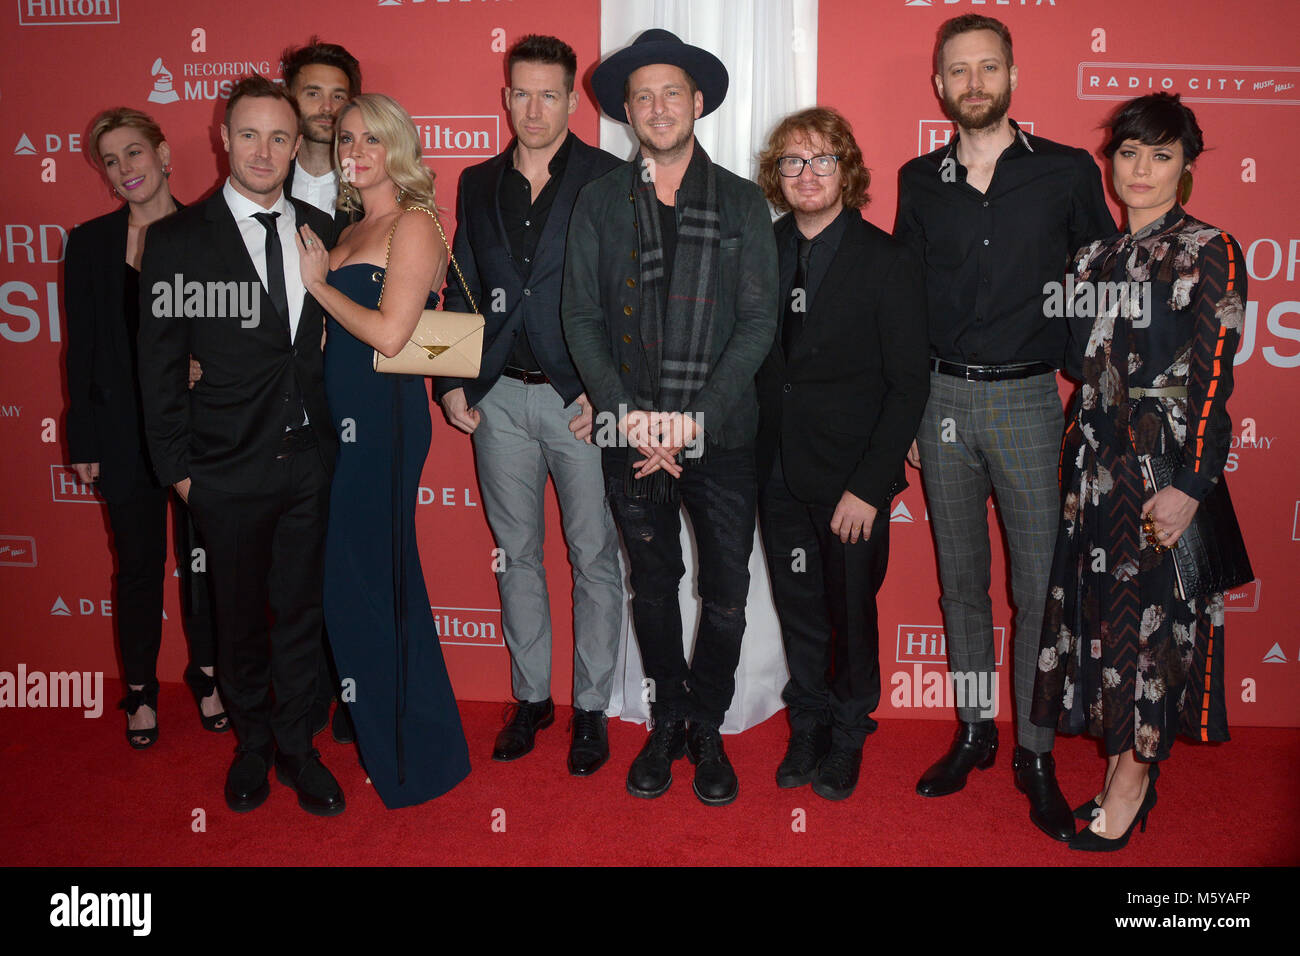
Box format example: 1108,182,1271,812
501,366,550,385
930,358,1055,382
276,425,318,459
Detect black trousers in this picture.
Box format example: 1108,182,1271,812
186,449,329,756
759,459,890,750
604,447,756,727
104,454,215,688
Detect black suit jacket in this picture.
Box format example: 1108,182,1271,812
436,133,621,406
283,159,352,236
755,212,930,510
64,203,192,503
137,189,338,494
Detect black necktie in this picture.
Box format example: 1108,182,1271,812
783,236,813,357
252,211,289,330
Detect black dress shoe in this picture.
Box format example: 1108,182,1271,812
224,743,273,813
812,747,862,801
1012,747,1075,842
626,719,687,799
492,698,554,761
331,702,355,744
916,721,998,797
686,723,738,806
568,709,609,776
275,749,345,817
776,725,830,789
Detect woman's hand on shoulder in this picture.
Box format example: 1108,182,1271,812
296,224,330,294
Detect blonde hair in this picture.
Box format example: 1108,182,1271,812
334,93,436,215
87,107,166,168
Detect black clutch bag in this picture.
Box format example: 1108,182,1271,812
1139,450,1254,601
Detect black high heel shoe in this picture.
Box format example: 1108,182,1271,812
1074,762,1160,820
184,665,230,733
1069,776,1158,852
120,681,160,750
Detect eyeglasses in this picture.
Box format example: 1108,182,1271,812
777,154,840,177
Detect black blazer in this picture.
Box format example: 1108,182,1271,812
283,159,352,236
65,203,188,503
137,190,338,495
436,133,621,406
755,212,930,510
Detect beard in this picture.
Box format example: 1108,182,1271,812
633,115,695,162
301,113,335,145
943,87,1012,133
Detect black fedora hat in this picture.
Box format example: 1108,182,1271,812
591,28,729,122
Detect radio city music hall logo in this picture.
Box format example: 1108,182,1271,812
1078,63,1300,106
0,534,37,567
412,116,499,160
17,0,119,25
432,607,503,647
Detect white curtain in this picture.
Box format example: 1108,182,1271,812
599,0,819,732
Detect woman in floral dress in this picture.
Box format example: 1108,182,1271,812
1031,93,1247,851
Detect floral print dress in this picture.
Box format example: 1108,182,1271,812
1031,206,1245,761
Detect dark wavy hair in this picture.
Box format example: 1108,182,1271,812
1101,92,1204,162
506,34,578,93
934,14,1014,74
281,36,362,97
757,107,871,212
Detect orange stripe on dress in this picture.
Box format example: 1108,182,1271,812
1191,234,1237,475
1201,626,1216,741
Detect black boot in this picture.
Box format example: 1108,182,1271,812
626,719,687,798
1013,747,1075,842
916,721,998,797
686,723,738,806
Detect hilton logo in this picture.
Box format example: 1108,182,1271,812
917,120,1033,156
413,116,499,160
0,535,37,567
432,606,502,647
51,466,103,504
18,0,119,25
897,624,1006,665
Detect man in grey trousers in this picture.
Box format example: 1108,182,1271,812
437,35,624,776
894,14,1114,840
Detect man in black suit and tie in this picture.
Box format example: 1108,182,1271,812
435,35,624,775
138,75,344,816
754,108,930,800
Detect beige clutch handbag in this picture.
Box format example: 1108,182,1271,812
372,206,484,377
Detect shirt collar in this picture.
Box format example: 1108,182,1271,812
1129,203,1185,242
795,202,853,249
510,129,575,177
941,117,1033,166
223,178,292,221
292,160,336,187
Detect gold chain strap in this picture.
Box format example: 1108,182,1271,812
375,204,478,314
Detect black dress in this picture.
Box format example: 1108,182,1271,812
1031,206,1245,761
322,262,471,809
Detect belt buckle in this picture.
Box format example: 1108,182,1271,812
965,364,984,382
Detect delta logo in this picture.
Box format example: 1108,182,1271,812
18,0,119,25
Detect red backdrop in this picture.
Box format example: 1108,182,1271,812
0,0,1295,728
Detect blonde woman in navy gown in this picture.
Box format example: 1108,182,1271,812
297,93,470,808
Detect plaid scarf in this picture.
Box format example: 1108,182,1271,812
627,141,721,501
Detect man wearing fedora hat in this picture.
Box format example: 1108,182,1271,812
563,29,778,806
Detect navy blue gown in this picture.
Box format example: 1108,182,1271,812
322,263,470,809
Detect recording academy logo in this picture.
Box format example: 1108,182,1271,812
917,120,1033,156
1223,580,1260,613
17,0,119,25
1078,63,1300,106
1262,643,1287,663
897,624,1006,665
0,535,37,567
144,53,277,104
413,116,499,160
147,58,179,104
51,466,103,503
432,607,502,647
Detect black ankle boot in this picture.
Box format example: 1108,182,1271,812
1013,747,1075,842
916,721,997,797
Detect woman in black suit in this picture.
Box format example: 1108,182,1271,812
65,107,225,749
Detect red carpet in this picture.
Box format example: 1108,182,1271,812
2,679,1297,866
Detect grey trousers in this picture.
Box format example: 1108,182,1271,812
916,370,1060,753
471,376,623,711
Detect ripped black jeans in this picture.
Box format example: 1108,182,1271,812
604,446,757,727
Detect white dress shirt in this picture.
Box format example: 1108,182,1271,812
289,160,338,218
222,179,306,342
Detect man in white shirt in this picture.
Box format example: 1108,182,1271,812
138,75,344,817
